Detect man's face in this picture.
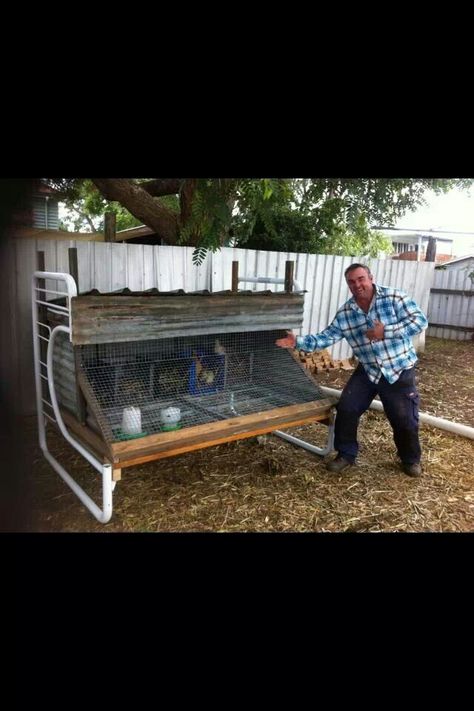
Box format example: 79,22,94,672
345,267,374,301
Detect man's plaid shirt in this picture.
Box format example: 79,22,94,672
295,284,428,384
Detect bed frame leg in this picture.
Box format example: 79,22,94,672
273,410,335,457
43,449,115,523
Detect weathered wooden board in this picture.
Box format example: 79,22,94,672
110,398,335,468
59,408,113,461
71,292,305,345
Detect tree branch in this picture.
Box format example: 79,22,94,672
85,214,97,232
91,178,179,243
139,179,181,197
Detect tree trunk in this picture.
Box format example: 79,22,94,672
178,179,204,247
425,236,437,262
91,178,179,243
179,179,197,226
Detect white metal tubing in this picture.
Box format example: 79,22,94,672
33,270,77,341
32,272,114,523
319,386,474,440
35,298,70,313
35,285,73,297
274,421,335,456
32,275,51,453
46,325,114,522
43,450,113,523
33,270,78,294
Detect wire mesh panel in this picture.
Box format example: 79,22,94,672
51,330,79,417
77,330,327,444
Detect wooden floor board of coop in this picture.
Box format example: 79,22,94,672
100,398,335,468
59,399,335,469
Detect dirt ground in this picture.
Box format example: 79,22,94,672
12,337,474,533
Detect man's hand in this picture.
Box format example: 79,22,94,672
275,331,296,349
366,319,384,342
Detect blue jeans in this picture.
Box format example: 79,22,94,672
334,364,421,465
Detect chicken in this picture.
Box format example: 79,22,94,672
199,369,215,385
193,352,216,386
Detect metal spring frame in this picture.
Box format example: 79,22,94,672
32,270,335,524
32,271,115,523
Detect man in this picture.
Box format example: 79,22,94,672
275,263,428,476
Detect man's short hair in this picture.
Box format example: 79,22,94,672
344,263,372,279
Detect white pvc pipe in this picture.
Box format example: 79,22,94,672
238,276,303,291
320,386,474,440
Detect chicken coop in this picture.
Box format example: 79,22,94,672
32,262,336,523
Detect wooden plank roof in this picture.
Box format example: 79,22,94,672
70,291,305,345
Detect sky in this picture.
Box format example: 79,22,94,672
394,186,474,257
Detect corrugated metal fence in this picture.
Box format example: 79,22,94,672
3,238,435,415
427,268,474,340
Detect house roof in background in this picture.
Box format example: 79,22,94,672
10,226,104,242
380,230,453,245
437,254,474,267
34,180,58,197
116,225,154,240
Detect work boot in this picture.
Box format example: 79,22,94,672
402,462,422,477
326,456,353,473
